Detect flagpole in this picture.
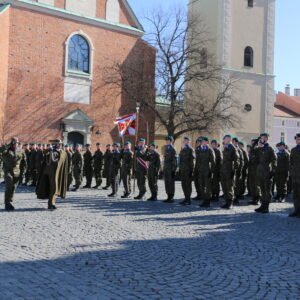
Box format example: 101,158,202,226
146,121,149,145
133,101,140,195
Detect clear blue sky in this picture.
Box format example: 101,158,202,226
128,0,298,93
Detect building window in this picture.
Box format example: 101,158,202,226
248,0,254,8
244,46,254,67
282,120,285,126
68,34,90,74
106,0,120,23
297,121,300,127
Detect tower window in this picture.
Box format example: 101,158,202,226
244,46,254,67
248,0,254,7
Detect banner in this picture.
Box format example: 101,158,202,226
114,113,136,136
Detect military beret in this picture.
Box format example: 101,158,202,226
202,137,209,142
238,141,244,146
24,143,29,146
49,139,61,144
85,144,91,147
150,142,156,147
165,136,174,142
64,144,69,147
211,139,218,144
30,142,36,146
183,136,190,141
223,134,232,140
196,137,203,142
260,133,270,138
138,138,146,142
106,144,111,147
96,142,101,146
75,144,82,147
295,133,300,139
47,144,51,147
125,141,131,145
113,142,120,147
279,142,286,146
232,137,239,143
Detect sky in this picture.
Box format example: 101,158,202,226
128,0,298,93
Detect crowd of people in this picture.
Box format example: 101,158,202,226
0,132,300,218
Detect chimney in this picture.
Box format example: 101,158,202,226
285,84,290,96
294,88,300,96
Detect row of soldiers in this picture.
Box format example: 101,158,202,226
1,133,300,217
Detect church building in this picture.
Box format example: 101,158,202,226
189,0,276,142
0,0,155,146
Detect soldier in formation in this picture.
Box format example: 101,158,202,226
93,143,103,189
120,141,133,198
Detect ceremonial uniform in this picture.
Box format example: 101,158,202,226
36,147,44,179
234,146,244,202
120,149,133,197
240,147,249,198
93,149,104,188
179,144,194,204
274,149,290,201
195,145,215,206
163,143,177,202
83,149,93,188
72,150,83,190
1,143,26,210
220,144,239,208
24,148,31,185
65,148,73,190
147,148,161,201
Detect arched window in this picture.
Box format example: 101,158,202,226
244,46,254,67
200,48,208,69
248,0,254,7
106,0,120,23
68,34,90,74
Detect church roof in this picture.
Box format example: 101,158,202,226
275,92,300,117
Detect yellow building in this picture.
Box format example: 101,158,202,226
188,0,276,143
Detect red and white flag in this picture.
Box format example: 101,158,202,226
114,113,136,136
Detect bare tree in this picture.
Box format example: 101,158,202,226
102,6,240,141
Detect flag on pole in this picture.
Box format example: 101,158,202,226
114,113,136,136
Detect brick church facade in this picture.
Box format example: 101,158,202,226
0,0,155,146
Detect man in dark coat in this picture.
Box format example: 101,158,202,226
179,137,195,205
83,144,93,188
93,143,104,189
72,144,83,191
102,144,112,190
29,143,38,187
64,144,73,191
289,133,300,217
163,136,177,203
193,137,203,201
232,137,244,204
274,142,290,203
36,140,69,210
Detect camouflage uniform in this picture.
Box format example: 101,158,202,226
163,144,177,202
72,150,83,190
147,148,161,200
120,149,133,196
212,147,222,200
93,149,104,188
103,149,112,189
83,149,93,188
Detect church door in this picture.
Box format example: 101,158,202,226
67,132,84,147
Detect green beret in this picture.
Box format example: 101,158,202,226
232,137,239,143
165,136,174,142
150,142,156,147
106,144,111,147
223,134,232,140
202,137,209,142
64,144,69,147
85,144,91,147
138,138,146,142
260,133,270,138
196,137,203,142
125,141,131,145
295,133,300,139
238,141,244,146
75,144,82,147
184,136,190,141
113,142,120,147
96,142,100,146
211,139,218,144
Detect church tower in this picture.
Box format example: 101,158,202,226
189,0,276,141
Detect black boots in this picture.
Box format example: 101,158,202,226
147,195,158,202
179,199,191,206
255,203,269,214
134,194,145,200
121,193,131,199
48,204,57,210
221,201,233,210
163,195,174,203
200,200,211,208
5,203,15,211
289,209,300,218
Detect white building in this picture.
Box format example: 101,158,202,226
188,0,276,142
272,86,300,148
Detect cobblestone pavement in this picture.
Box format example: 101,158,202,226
0,180,300,300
